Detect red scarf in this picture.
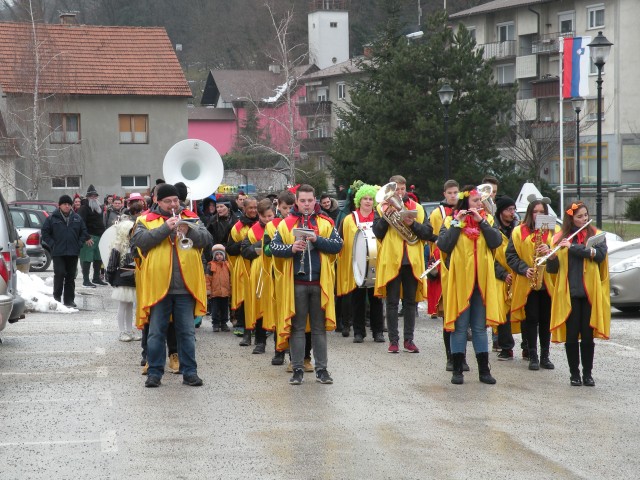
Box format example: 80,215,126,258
458,210,487,240
520,225,551,243
356,209,374,223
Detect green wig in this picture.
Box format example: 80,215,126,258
354,184,380,209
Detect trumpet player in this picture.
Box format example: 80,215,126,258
546,202,609,387
270,185,343,385
506,200,557,371
131,183,212,388
373,175,432,354
240,199,275,354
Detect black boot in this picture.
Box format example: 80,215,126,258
540,347,555,369
239,329,252,346
528,348,540,370
444,330,453,371
451,353,464,385
580,342,595,386
271,350,285,365
81,262,95,287
462,355,470,372
92,261,108,285
565,343,582,386
446,352,453,372
476,352,496,384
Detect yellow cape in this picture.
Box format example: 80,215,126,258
229,222,251,310
244,224,266,329
442,215,504,332
134,213,207,326
549,243,610,343
374,203,426,300
272,216,337,352
261,220,279,332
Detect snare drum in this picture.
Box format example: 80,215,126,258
352,229,378,288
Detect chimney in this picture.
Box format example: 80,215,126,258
269,64,281,74
59,13,77,24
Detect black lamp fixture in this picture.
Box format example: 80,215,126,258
588,31,613,229
571,96,584,199
438,84,454,181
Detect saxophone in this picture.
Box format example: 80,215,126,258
529,223,549,291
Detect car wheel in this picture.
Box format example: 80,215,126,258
29,249,52,272
615,306,640,313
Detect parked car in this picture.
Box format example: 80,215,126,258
0,191,26,330
608,238,640,313
9,207,51,272
8,200,58,214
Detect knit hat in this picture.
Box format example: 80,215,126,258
212,244,226,260
127,192,144,203
174,182,188,202
156,183,179,201
495,196,516,216
58,194,73,206
86,184,98,197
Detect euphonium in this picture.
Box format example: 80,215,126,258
529,222,549,290
374,182,419,245
476,183,496,216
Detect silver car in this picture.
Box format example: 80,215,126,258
9,207,51,272
608,239,640,313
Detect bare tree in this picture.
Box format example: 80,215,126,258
0,0,81,199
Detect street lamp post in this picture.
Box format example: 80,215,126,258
571,97,583,200
438,84,454,181
588,31,613,229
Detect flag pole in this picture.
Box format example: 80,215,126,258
558,37,565,216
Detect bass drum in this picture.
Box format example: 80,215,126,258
352,229,378,288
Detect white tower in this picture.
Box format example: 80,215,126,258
308,0,349,70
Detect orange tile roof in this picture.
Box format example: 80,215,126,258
0,22,191,97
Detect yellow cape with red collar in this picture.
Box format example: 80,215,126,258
261,219,280,332
337,211,379,296
442,215,503,332
549,236,610,343
272,214,337,352
374,200,426,301
427,205,453,314
509,224,558,323
134,209,207,326
243,222,267,329
230,220,252,310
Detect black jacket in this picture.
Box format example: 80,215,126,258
41,209,90,257
78,201,106,236
207,213,234,247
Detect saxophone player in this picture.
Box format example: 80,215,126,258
506,200,557,371
373,175,433,354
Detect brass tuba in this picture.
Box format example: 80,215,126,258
476,183,496,216
375,182,419,245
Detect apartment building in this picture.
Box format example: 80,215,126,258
451,0,640,214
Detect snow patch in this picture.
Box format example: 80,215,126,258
16,271,78,313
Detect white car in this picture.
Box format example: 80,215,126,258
608,238,640,313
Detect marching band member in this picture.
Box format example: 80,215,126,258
493,196,518,360
427,179,461,370
226,197,258,345
437,185,503,385
337,183,385,343
373,175,432,354
506,199,557,371
546,202,609,387
240,199,275,354
270,184,343,385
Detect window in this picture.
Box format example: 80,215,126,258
337,83,346,100
561,143,608,183
589,57,605,75
50,113,80,143
51,176,81,189
558,11,574,34
337,119,348,129
10,211,26,228
587,5,605,29
585,97,605,120
496,64,515,84
119,114,148,144
330,22,337,28
497,22,515,42
121,175,149,188
467,27,476,42
317,89,328,102
27,212,43,228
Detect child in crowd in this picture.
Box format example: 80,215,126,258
105,220,140,342
206,244,231,332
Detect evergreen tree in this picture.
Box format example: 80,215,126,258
330,10,517,199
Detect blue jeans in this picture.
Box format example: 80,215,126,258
450,287,489,354
147,294,197,378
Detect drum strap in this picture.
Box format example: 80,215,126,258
353,211,373,230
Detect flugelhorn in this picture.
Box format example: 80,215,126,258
375,182,419,245
172,209,193,250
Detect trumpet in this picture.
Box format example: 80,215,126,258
535,220,593,266
172,209,193,250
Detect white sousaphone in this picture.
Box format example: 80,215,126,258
162,139,225,201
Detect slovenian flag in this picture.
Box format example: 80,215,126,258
562,36,591,99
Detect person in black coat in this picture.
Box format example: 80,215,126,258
41,195,90,307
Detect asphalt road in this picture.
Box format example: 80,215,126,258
1,272,639,479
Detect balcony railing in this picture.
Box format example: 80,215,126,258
528,31,574,55
480,40,516,60
300,136,333,153
531,77,559,98
297,101,332,117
